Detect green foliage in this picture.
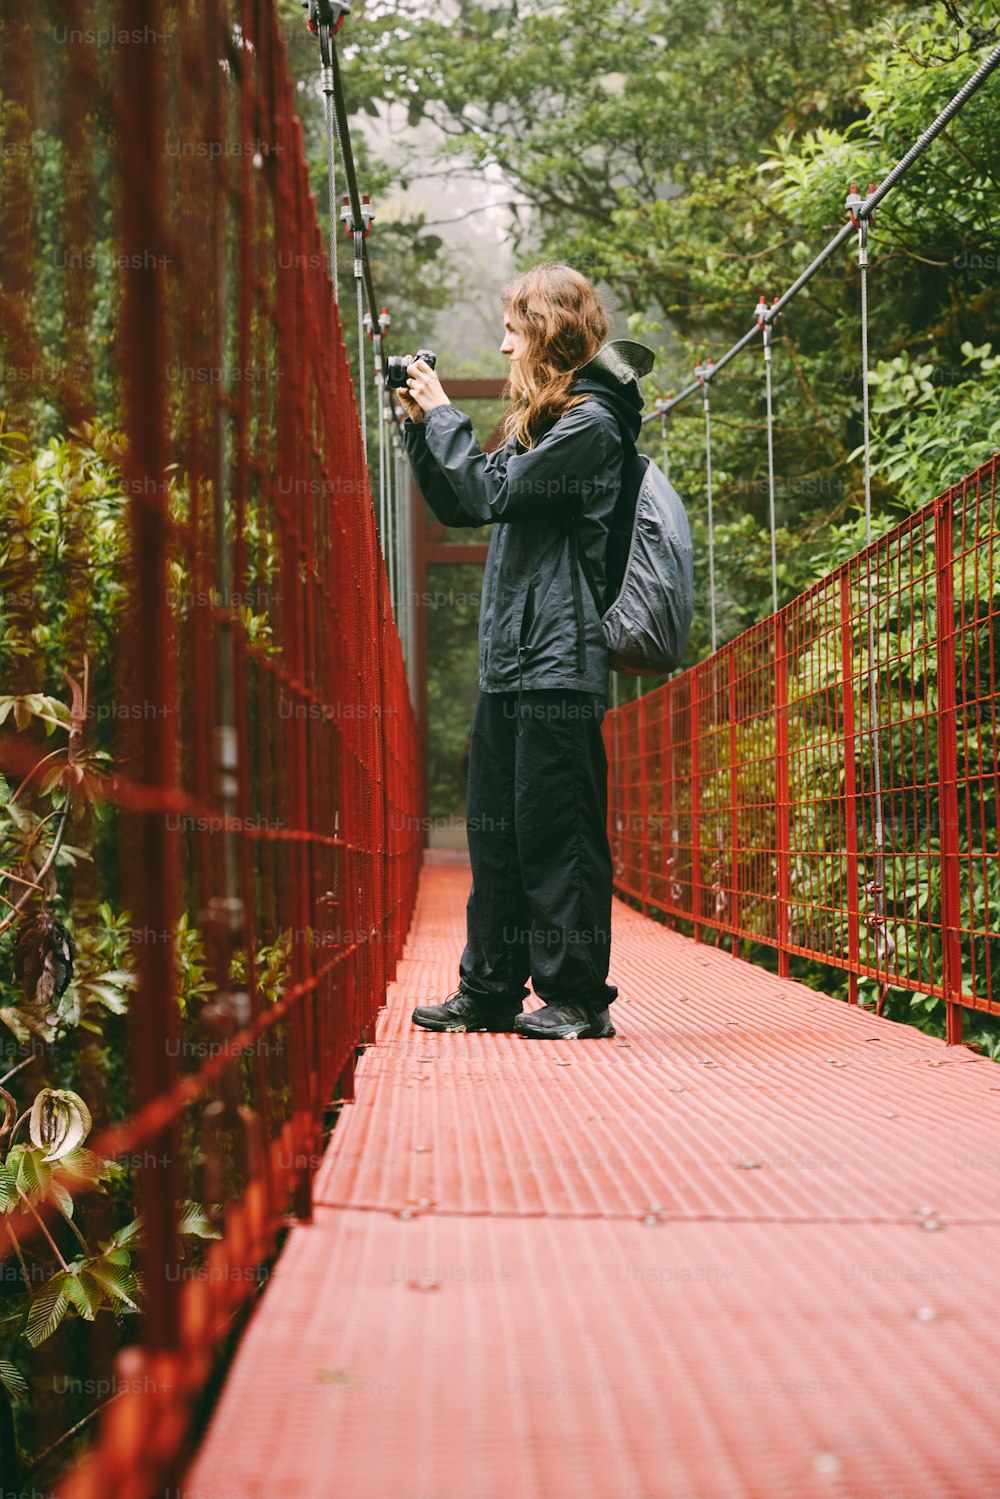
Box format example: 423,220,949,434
67,904,139,1035
424,563,482,818
351,0,1000,661
863,341,1000,496
0,423,131,681
0,1103,138,1349
0,428,235,1473
172,913,217,1023
229,931,293,1007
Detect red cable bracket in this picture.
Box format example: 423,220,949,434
754,293,781,328
341,192,374,239
304,0,350,36
845,182,877,228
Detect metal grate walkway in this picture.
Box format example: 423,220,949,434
184,850,1000,1499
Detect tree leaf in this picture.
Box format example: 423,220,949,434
24,1279,70,1347
0,1162,16,1212
54,1146,107,1184
29,1088,93,1162
0,1007,32,1044
178,1200,223,1239
0,1359,28,1404
12,1145,52,1201
105,1216,142,1250
94,969,139,989
87,1255,141,1312
50,1180,75,1219
61,1272,97,1321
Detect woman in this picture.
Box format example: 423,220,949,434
398,262,653,1040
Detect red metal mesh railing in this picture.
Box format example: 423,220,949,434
0,1,420,1492
607,455,999,1040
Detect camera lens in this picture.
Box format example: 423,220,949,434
386,356,408,389
385,349,436,390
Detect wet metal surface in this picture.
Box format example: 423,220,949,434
185,854,1000,1499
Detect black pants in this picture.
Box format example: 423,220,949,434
458,688,619,1011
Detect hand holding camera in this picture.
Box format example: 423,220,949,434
388,348,449,422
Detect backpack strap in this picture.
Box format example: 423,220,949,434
565,526,588,671
563,396,637,632
568,523,606,616
564,520,613,672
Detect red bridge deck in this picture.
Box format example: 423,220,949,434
184,851,1000,1499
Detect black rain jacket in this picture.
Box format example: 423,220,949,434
402,339,653,701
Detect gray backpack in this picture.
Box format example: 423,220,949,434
567,433,694,677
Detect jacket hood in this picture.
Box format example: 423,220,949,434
570,338,655,443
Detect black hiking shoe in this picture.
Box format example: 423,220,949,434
411,988,523,1033
513,1001,616,1040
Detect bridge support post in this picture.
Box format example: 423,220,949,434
774,615,792,978
663,689,676,929
638,691,650,915
934,491,964,1046
690,670,702,944
840,573,861,1004
727,648,740,956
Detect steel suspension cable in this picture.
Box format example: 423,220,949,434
377,355,390,604
396,440,410,683
395,437,401,647
372,330,383,538
395,434,401,650
384,387,396,615
653,395,670,481
696,358,722,930
764,335,778,614
324,91,339,299
695,361,718,654
405,444,414,676
303,8,440,708
851,198,893,1007
756,297,780,614
324,14,383,356
391,426,400,639
355,261,367,476
315,32,341,303
642,39,1000,426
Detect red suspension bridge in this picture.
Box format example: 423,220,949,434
0,4,998,1497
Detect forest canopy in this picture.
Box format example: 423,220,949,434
336,0,1000,647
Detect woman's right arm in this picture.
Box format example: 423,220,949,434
402,416,488,530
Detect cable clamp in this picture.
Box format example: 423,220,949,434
378,306,391,335
341,192,374,238
710,856,729,918
863,879,896,967
694,358,714,387
666,829,682,905
303,1,350,36
845,182,877,228
864,911,896,967
754,293,781,329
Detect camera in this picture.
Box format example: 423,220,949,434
385,347,437,390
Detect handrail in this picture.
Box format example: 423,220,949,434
605,454,1000,1047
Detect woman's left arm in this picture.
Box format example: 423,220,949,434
419,400,616,524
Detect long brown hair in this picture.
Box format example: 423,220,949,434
501,263,609,450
